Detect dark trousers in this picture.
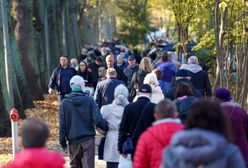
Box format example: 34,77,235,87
69,139,95,168
107,162,119,168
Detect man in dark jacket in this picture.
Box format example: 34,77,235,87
88,56,103,89
48,55,77,101
106,54,127,83
166,69,202,100
124,55,139,89
180,56,212,96
59,75,108,168
94,68,125,109
118,84,152,159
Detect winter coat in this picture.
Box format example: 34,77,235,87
118,96,151,157
4,148,65,168
94,77,125,109
133,85,164,104
157,62,176,83
131,70,149,90
174,96,198,123
101,97,129,162
115,62,128,71
59,91,108,148
124,64,139,88
134,119,183,168
114,65,127,84
221,101,248,164
166,79,202,101
162,128,246,168
88,62,102,88
180,64,212,96
48,66,77,95
77,69,93,87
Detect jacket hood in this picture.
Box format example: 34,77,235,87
169,128,228,165
180,64,202,73
64,91,88,106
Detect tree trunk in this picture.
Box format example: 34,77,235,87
13,0,43,100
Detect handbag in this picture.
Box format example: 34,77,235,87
122,137,134,154
118,154,133,168
98,136,106,160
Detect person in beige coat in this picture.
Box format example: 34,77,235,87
101,84,129,168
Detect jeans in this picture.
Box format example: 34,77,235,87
69,138,95,168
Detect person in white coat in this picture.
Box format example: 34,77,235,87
101,84,129,168
142,72,164,104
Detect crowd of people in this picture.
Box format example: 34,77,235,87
5,42,248,168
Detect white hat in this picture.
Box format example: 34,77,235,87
70,75,86,89
187,56,199,64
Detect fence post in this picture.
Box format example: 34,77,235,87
9,108,19,158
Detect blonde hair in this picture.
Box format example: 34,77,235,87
139,57,154,73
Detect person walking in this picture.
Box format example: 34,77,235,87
94,68,125,109
78,60,93,87
174,82,198,123
118,84,152,159
162,99,246,168
180,56,212,96
134,99,183,168
215,88,248,165
5,119,65,168
59,75,108,168
48,55,77,101
101,84,129,168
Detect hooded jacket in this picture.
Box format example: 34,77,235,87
162,128,246,168
134,119,183,168
59,91,108,148
4,148,65,168
180,64,212,96
101,97,129,162
174,96,198,123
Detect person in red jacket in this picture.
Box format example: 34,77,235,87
134,99,184,168
4,119,65,168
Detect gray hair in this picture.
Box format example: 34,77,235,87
114,84,129,107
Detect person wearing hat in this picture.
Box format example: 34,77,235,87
118,84,153,160
94,68,125,109
180,56,212,96
124,55,139,89
165,69,202,100
115,54,128,71
59,75,108,168
215,88,248,165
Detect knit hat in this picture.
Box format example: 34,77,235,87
188,56,199,64
138,84,152,94
175,69,191,77
70,75,86,89
215,88,233,102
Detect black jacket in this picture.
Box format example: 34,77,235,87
118,96,151,157
165,79,202,101
114,65,127,84
77,70,93,87
48,66,77,95
188,70,212,96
